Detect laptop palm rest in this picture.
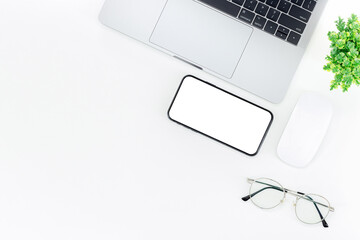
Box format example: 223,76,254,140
150,0,253,78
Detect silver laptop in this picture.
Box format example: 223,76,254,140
99,0,327,103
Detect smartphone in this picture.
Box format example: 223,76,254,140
168,75,273,156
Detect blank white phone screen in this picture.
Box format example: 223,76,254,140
168,76,273,155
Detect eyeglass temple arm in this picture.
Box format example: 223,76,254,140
242,179,330,228
304,194,329,228
241,186,283,201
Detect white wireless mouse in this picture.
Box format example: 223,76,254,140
277,93,333,168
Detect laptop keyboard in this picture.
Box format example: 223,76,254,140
198,0,318,45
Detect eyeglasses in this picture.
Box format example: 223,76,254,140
242,178,335,228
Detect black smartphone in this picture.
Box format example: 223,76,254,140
168,75,273,156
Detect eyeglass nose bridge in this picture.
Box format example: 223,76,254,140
283,188,304,207
284,188,305,197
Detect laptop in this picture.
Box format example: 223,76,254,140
99,0,327,103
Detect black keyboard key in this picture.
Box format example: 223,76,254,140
198,0,241,17
258,0,265,2
303,0,316,12
289,4,311,22
278,13,306,33
238,8,256,23
255,3,269,16
266,0,279,8
276,30,287,39
277,26,290,35
253,15,267,29
287,31,301,45
266,8,280,22
233,0,245,6
264,20,278,34
277,0,291,13
244,0,258,11
291,0,304,6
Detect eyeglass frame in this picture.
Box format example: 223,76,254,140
242,177,335,228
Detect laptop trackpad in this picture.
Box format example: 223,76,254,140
150,0,253,78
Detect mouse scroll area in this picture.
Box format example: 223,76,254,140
277,93,333,168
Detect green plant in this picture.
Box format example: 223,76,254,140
324,14,360,92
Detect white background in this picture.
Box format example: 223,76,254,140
0,0,360,239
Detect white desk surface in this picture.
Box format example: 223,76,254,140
1,0,360,239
